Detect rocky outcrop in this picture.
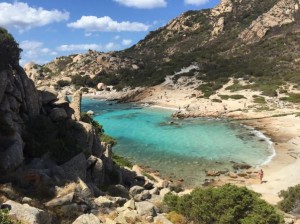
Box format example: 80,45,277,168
211,0,233,16
239,0,299,42
70,90,82,121
3,200,52,224
72,214,101,224
0,66,41,172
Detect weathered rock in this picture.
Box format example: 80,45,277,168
114,209,138,224
97,83,107,90
70,90,82,121
38,86,58,105
228,172,238,178
129,185,144,197
159,188,171,197
107,185,129,199
72,214,101,224
77,178,93,198
61,153,87,181
4,200,52,224
111,197,127,207
233,163,252,170
0,70,8,103
135,201,157,217
154,214,173,224
87,155,104,186
123,199,136,210
94,196,114,208
0,133,23,172
73,121,94,155
49,108,68,121
206,170,221,177
134,190,151,202
45,192,74,207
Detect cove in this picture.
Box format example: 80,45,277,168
82,98,274,187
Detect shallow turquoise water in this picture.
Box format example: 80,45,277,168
82,98,273,186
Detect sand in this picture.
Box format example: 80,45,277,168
84,78,300,206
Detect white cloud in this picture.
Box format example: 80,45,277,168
184,0,209,6
113,0,167,9
67,16,149,32
20,40,57,64
114,35,121,40
122,39,133,46
57,43,121,52
0,2,69,32
57,44,103,52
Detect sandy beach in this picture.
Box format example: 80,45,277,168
84,78,300,206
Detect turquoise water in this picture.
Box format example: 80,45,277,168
82,98,273,186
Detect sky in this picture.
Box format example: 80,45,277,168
0,0,220,65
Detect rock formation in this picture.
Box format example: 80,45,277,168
70,90,82,121
239,0,300,42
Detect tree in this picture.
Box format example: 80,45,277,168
0,27,22,70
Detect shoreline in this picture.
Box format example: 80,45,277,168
82,92,300,205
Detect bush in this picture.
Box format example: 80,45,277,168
219,94,246,100
253,95,266,104
112,153,133,168
164,184,283,224
0,208,21,224
56,80,70,88
280,93,300,103
0,27,22,70
278,184,300,213
23,115,82,164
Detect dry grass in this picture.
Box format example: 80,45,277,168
55,182,77,197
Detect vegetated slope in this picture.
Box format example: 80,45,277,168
43,0,300,95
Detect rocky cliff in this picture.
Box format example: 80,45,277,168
0,29,178,224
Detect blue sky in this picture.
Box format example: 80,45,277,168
0,0,220,65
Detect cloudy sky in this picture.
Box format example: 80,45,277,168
0,0,220,65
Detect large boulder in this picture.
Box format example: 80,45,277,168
72,214,101,224
87,155,104,186
61,153,87,181
3,200,52,224
45,192,74,207
38,86,58,105
49,108,68,121
135,201,157,217
0,133,23,172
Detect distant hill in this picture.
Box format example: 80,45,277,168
41,0,300,96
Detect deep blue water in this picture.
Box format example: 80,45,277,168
82,98,273,186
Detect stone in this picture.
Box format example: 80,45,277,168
114,209,138,224
4,200,52,224
45,192,74,207
149,187,159,195
77,178,93,198
107,185,129,199
97,83,107,90
87,110,94,115
0,133,23,172
232,163,252,170
123,199,135,210
87,155,104,186
228,172,238,178
38,86,58,105
135,201,157,217
49,108,68,121
72,214,101,224
111,197,127,207
0,71,8,103
159,188,171,197
22,197,33,203
94,196,114,208
154,214,173,224
73,121,94,155
206,170,221,177
70,90,82,121
134,190,151,202
52,97,70,107
129,185,144,197
61,153,87,181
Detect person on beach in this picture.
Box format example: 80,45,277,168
258,169,264,184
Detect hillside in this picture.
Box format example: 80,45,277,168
36,0,300,97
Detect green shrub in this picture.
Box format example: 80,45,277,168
219,94,246,100
100,134,117,146
164,184,283,224
112,153,133,168
211,99,222,103
280,93,300,103
0,27,22,70
253,95,266,104
56,80,70,88
278,184,300,213
0,208,22,224
23,115,82,164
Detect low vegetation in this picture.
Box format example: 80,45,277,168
22,115,82,164
278,184,300,214
219,94,246,100
253,95,266,104
0,28,22,70
280,93,300,103
0,209,21,224
112,153,133,168
164,184,284,224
